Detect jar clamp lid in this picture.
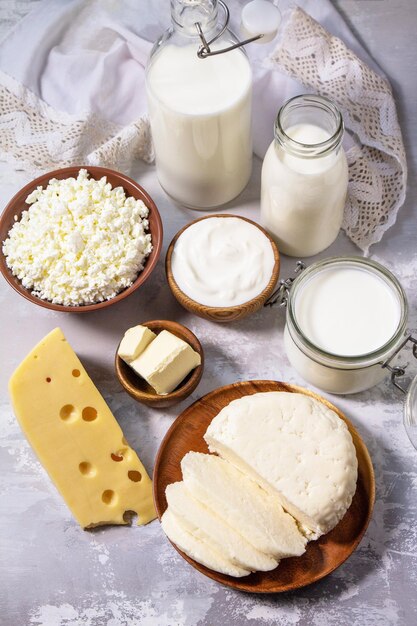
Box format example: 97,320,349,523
383,334,417,450
265,257,417,452
194,0,280,58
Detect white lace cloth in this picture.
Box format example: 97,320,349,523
0,70,154,171
0,0,407,253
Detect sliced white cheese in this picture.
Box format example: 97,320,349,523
166,482,278,572
161,509,250,578
181,452,307,558
204,392,358,538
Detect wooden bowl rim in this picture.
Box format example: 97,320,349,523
0,165,163,313
115,320,204,402
165,214,280,314
153,379,375,593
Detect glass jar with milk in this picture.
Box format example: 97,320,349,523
146,0,253,209
280,257,409,395
265,257,417,450
261,95,348,257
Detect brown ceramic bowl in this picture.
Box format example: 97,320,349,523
0,166,163,312
165,214,280,323
115,320,204,409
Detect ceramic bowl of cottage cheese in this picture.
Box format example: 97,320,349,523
0,166,163,312
166,215,280,322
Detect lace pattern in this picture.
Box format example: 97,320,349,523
269,7,407,252
0,70,154,174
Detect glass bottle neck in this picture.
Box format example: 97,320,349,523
171,0,218,37
274,94,344,158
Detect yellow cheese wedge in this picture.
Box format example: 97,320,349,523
9,327,156,529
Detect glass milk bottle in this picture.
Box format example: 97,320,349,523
261,95,348,257
146,0,253,209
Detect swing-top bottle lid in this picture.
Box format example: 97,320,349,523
241,0,281,44
172,0,281,58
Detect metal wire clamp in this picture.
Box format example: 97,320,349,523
381,334,417,393
195,0,263,58
264,261,306,308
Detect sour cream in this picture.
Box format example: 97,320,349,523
171,217,276,307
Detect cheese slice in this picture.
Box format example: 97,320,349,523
9,328,156,529
165,481,278,572
161,509,250,578
205,392,358,538
181,452,307,558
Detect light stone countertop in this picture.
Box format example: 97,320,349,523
0,1,416,625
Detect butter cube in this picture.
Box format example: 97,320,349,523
118,325,156,363
130,330,201,395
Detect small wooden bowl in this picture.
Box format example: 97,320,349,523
115,320,204,409
0,166,163,312
165,214,280,323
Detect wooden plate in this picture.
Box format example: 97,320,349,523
153,380,375,593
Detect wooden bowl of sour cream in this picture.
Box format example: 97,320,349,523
166,215,280,323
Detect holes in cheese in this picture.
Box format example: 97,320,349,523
60,404,77,421
82,406,97,422
102,490,117,505
123,510,137,523
9,327,156,528
72,369,81,377
111,447,130,462
79,462,96,476
128,470,142,483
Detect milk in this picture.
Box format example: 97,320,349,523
294,267,401,356
261,123,348,257
284,261,405,395
284,327,391,395
147,44,252,209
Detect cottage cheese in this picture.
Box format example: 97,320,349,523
205,392,358,538
2,169,152,306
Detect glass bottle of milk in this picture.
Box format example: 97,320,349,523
146,0,253,209
261,95,348,257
